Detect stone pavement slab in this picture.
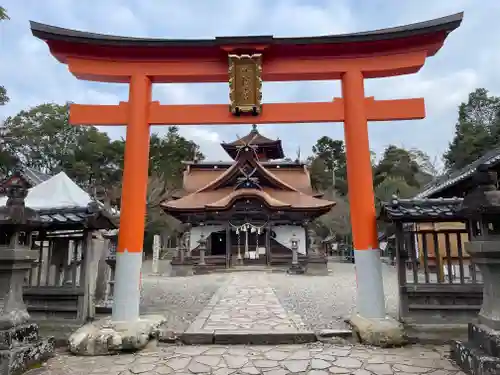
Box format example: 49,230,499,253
27,342,465,375
186,274,307,336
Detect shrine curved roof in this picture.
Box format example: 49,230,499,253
30,13,463,61
182,167,314,195
221,125,284,160
161,187,334,212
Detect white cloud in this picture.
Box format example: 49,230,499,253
0,0,498,165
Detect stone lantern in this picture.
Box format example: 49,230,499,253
451,165,500,374
198,233,207,266
0,172,54,374
287,233,304,274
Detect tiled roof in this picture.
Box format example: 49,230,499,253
224,126,279,147
163,144,334,213
37,206,117,229
415,147,500,198
221,125,284,160
379,196,464,222
20,166,51,186
0,205,117,229
0,171,118,229
163,187,334,211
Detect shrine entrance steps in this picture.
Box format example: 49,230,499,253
178,273,351,345
216,265,284,273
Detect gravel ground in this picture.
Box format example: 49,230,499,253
269,262,399,331
138,261,400,333
139,271,229,332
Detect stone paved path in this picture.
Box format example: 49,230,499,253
186,275,306,333
30,342,463,375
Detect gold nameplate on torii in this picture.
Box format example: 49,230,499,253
228,54,263,116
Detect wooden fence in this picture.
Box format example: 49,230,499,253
394,221,483,325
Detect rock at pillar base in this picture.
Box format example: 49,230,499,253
348,314,406,347
287,263,305,275
68,314,166,356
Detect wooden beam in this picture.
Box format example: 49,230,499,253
67,51,427,84
70,98,425,126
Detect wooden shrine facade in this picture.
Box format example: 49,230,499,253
162,126,334,267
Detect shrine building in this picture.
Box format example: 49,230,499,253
161,125,335,267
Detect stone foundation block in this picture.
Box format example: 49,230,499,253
68,314,166,356
469,323,500,357
450,323,500,374
0,323,39,350
0,337,55,375
451,340,500,375
348,314,406,347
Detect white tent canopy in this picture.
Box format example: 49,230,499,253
0,171,93,210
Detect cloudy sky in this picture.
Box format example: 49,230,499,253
0,0,498,166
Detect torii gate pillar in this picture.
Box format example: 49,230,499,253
342,70,385,318
112,75,152,321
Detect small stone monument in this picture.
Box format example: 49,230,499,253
0,172,55,375
151,234,161,275
451,165,500,374
287,233,304,274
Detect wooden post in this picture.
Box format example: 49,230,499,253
225,225,231,269
80,230,94,322
266,223,271,266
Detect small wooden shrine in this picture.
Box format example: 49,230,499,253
0,170,117,324
162,125,335,267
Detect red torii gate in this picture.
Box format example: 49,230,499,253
31,13,462,324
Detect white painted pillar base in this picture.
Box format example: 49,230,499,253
354,249,386,319
112,251,143,322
